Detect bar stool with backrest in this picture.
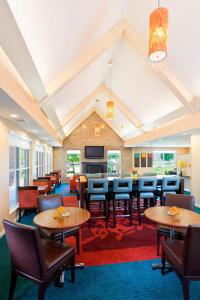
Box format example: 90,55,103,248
157,176,181,206
112,178,133,227
136,177,157,225
3,219,75,300
161,225,200,300
18,186,39,221
156,193,195,255
87,178,108,228
37,194,80,254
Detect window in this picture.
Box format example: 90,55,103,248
153,151,176,175
9,132,30,212
107,150,121,174
66,150,81,176
45,149,52,174
35,150,44,177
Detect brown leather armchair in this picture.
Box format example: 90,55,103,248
37,194,80,254
161,225,200,300
156,193,195,255
3,219,75,300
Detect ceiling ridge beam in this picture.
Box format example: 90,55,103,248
63,108,96,138
123,19,195,113
124,111,200,147
101,83,143,131
93,108,122,138
57,85,103,131
41,19,127,106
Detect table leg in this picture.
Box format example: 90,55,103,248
151,227,174,271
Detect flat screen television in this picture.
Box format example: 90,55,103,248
85,146,104,159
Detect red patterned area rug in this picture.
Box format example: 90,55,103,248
63,196,158,266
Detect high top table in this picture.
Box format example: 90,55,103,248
144,206,200,269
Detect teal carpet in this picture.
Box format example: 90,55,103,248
1,185,200,299
1,248,200,300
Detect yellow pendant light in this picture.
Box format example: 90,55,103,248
106,60,114,120
149,0,168,62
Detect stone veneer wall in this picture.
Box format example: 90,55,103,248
53,112,132,181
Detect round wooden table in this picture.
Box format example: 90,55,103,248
34,207,90,241
145,206,200,238
144,206,200,270
34,207,90,281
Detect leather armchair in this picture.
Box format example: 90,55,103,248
156,193,195,255
3,219,75,300
18,186,39,221
37,194,80,253
161,225,200,300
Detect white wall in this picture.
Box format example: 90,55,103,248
191,135,200,206
0,117,53,233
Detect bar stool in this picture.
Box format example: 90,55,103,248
157,176,180,206
112,178,133,227
137,177,157,225
87,179,108,228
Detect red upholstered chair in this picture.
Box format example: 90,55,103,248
161,225,200,300
34,178,51,194
70,175,79,193
50,172,60,186
3,219,75,300
18,186,39,221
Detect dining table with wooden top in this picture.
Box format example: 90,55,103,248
144,206,200,269
34,206,90,284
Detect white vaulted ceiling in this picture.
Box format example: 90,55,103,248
1,0,200,146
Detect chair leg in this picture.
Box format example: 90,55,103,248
38,285,45,300
105,200,108,228
161,251,166,275
137,196,141,225
157,231,161,256
129,197,133,226
8,270,17,300
18,208,22,222
71,255,75,283
75,230,80,254
113,200,116,227
182,279,189,300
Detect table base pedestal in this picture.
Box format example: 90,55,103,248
151,262,172,271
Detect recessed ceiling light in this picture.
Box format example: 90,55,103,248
9,114,18,118
96,99,99,102
120,124,124,129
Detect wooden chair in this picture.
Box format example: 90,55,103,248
161,225,200,300
37,194,80,254
18,186,39,221
3,219,75,300
69,175,79,193
33,178,50,194
156,193,195,255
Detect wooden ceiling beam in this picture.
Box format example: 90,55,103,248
124,111,200,147
41,19,127,106
123,19,195,113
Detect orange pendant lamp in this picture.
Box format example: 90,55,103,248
94,123,101,137
149,1,168,62
106,60,114,120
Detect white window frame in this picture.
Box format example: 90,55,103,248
107,150,121,175
35,144,44,178
9,132,30,213
153,150,176,175
66,150,81,177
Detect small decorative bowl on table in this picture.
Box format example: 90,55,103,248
53,206,71,219
168,206,181,221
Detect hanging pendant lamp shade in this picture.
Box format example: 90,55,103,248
94,123,101,137
149,7,168,62
106,100,114,120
